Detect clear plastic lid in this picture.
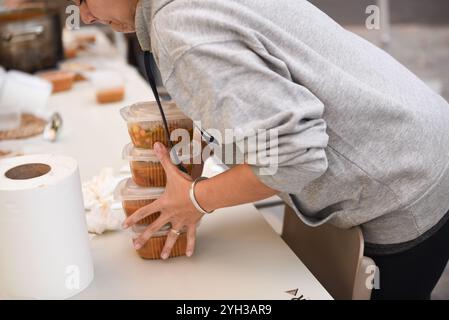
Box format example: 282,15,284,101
120,101,189,123
37,70,76,80
129,224,174,239
129,224,197,239
59,61,95,73
127,219,201,239
90,70,124,90
114,178,165,201
122,143,159,162
122,143,195,164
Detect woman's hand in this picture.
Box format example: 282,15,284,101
122,142,204,260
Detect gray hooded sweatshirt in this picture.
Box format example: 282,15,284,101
135,0,449,254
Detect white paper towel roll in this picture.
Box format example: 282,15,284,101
0,154,94,299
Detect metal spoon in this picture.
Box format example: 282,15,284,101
43,112,63,142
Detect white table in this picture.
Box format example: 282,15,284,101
75,204,332,300
0,28,332,300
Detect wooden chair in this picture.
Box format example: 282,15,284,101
282,205,376,300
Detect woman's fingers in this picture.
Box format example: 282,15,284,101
186,225,197,257
154,142,178,177
133,217,170,250
122,199,162,229
160,224,184,260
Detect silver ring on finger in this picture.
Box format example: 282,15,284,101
170,228,182,236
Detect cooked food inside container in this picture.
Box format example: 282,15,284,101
130,225,187,260
38,70,75,93
64,46,78,59
75,34,96,48
130,161,166,187
114,178,165,225
122,198,159,225
123,143,194,187
96,87,125,104
120,101,194,149
59,62,95,81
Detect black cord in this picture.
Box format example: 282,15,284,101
143,51,187,173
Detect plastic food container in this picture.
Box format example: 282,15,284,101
114,178,165,225
90,70,125,104
59,61,95,81
120,101,194,149
130,225,187,260
122,143,194,187
96,87,125,104
37,70,75,93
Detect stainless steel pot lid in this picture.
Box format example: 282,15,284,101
0,7,48,23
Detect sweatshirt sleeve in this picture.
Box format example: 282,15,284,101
162,40,329,194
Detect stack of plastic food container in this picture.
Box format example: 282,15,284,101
122,143,194,187
115,101,194,260
121,101,194,148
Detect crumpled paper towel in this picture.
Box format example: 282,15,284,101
82,168,126,235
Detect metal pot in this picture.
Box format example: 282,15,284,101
0,7,63,73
